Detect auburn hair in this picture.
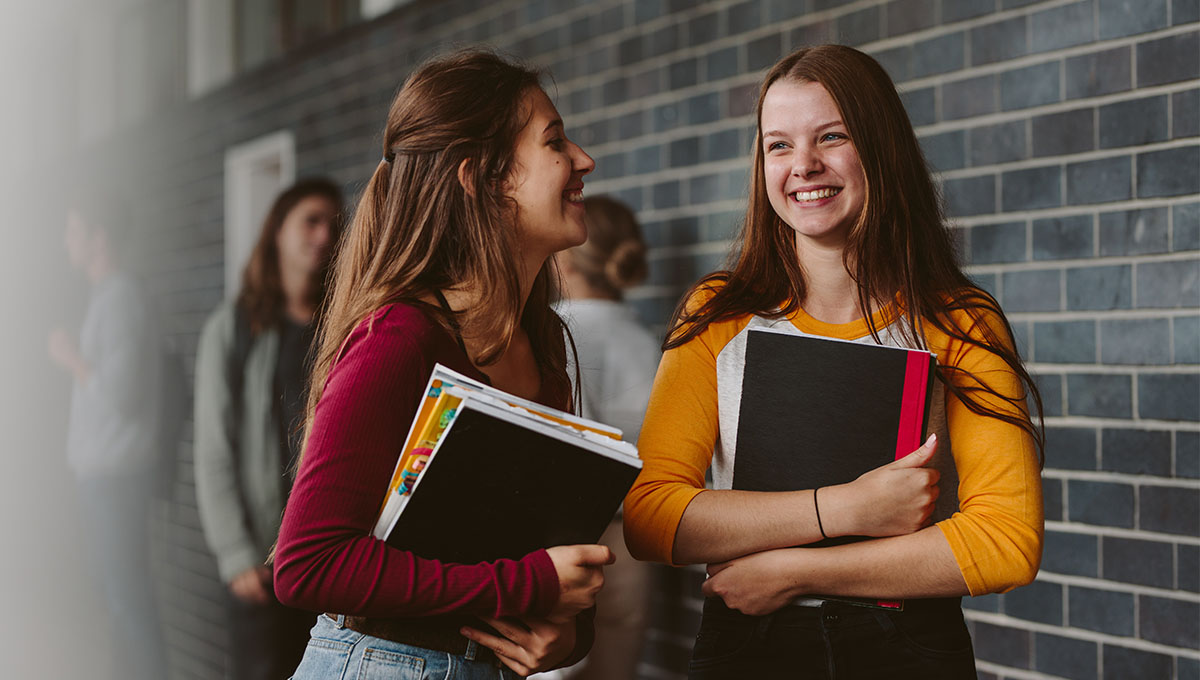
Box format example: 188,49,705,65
303,50,574,443
236,177,344,334
665,44,1044,462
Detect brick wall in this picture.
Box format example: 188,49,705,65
88,0,1197,677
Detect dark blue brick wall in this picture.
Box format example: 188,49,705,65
79,1,1197,678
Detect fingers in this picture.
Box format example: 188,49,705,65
477,616,533,643
494,650,533,677
460,625,529,664
706,560,732,577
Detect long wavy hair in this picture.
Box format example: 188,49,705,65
666,45,1044,462
303,50,575,444
236,178,344,334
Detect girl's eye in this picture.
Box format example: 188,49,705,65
549,138,566,151
767,141,788,151
822,133,846,142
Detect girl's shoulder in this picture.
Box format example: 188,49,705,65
338,300,453,361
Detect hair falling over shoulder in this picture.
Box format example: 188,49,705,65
302,49,573,447
665,44,1044,464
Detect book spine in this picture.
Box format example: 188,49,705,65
895,351,933,459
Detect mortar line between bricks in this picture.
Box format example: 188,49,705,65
887,23,1200,93
914,82,1199,139
1041,413,1199,430
586,156,750,187
546,4,1198,128
646,239,734,259
1044,468,1200,490
1028,361,1200,374
933,134,1199,181
1044,519,1200,545
583,117,759,152
546,0,887,89
973,660,1069,680
965,610,1200,659
964,249,1200,271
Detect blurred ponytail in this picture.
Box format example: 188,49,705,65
568,195,648,300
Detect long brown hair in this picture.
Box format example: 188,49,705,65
236,178,344,334
666,44,1044,462
304,50,574,440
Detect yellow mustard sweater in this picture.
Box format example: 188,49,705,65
623,288,1044,596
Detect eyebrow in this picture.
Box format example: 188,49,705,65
543,119,564,134
762,120,845,138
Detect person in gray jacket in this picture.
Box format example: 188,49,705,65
194,178,342,680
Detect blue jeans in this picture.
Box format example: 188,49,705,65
688,597,977,679
290,614,522,680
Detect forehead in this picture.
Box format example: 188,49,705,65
760,79,842,131
520,87,560,130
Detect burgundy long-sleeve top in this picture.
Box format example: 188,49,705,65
273,302,563,619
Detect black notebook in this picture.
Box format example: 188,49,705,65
733,327,937,608
373,365,642,564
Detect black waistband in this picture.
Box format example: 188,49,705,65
703,595,963,619
332,613,502,667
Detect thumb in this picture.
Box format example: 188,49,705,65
891,433,937,468
573,544,615,566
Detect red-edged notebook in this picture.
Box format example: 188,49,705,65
733,326,937,610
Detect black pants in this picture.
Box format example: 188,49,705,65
688,597,977,680
229,594,316,680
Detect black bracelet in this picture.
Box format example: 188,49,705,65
814,487,828,539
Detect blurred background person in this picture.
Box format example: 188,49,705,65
47,185,168,680
193,178,343,680
551,195,659,680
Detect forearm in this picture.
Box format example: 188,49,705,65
673,488,826,564
790,527,968,599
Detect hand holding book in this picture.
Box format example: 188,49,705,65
817,433,941,539
545,544,615,622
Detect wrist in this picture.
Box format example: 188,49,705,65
816,483,856,538
776,548,812,600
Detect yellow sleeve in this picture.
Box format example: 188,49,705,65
623,291,726,565
933,308,1044,595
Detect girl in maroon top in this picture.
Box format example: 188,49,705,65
274,50,613,679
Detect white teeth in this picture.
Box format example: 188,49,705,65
565,190,584,202
791,187,841,202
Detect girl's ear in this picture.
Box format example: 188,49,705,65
457,158,476,198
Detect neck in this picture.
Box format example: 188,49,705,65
794,238,866,324
439,255,544,323
280,266,317,324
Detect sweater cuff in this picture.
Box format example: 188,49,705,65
526,548,561,617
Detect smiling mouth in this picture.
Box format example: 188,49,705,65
790,187,841,203
565,189,584,203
